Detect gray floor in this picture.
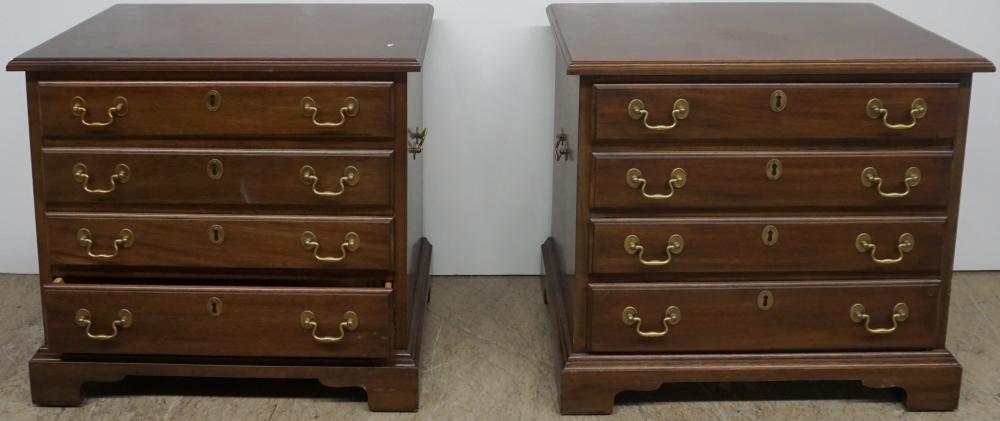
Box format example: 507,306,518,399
0,273,998,420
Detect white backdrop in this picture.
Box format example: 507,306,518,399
1,0,997,275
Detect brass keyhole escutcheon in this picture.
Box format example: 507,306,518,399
762,225,779,246
770,90,787,112
207,159,224,180
208,297,223,317
206,90,222,111
757,290,774,311
766,159,782,180
208,225,225,245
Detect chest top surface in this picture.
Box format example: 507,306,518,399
7,3,433,73
548,2,994,76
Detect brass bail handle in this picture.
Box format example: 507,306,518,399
302,96,360,127
850,302,909,334
300,165,360,197
628,98,690,131
300,310,359,343
75,308,133,341
408,127,428,159
866,98,927,130
71,96,128,127
301,231,361,263
861,166,921,198
855,233,914,265
77,228,135,259
622,306,682,338
73,163,130,194
626,167,687,199
624,234,684,266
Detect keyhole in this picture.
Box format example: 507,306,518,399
213,230,220,242
208,225,225,245
206,90,222,111
211,301,218,313
762,225,779,246
207,159,223,180
766,159,782,180
766,230,774,243
770,90,787,112
208,297,223,317
757,290,774,311
762,295,769,306
774,95,782,109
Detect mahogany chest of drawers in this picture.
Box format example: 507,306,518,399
8,4,433,411
542,3,994,414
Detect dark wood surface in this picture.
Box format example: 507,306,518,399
7,4,433,73
592,150,952,210
38,81,395,138
548,3,994,75
545,3,989,413
43,148,394,209
45,214,393,271
588,280,940,352
43,283,394,358
593,83,959,140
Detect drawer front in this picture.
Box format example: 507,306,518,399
593,83,959,141
592,151,952,210
46,214,392,271
43,149,393,208
39,82,394,138
43,283,393,358
591,217,944,274
588,280,941,353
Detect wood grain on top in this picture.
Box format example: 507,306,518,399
7,4,433,72
547,3,994,75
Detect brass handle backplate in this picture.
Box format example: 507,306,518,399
850,302,909,334
300,310,359,343
855,233,914,264
628,98,689,131
408,127,428,159
301,231,360,263
302,96,359,127
626,167,686,199
867,98,927,130
71,96,128,127
300,165,360,197
861,166,921,198
77,228,134,259
73,163,130,194
75,308,133,341
622,306,681,338
624,234,684,266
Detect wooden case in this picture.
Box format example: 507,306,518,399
543,2,994,415
8,4,433,412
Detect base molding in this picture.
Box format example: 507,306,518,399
541,237,962,415
30,239,433,412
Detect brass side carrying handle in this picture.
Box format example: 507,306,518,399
300,310,358,343
624,234,684,266
622,306,681,338
861,166,921,198
301,231,360,263
626,168,686,199
301,96,359,127
73,163,130,194
300,165,359,197
71,96,128,127
855,233,914,265
628,98,689,131
408,127,428,160
75,308,133,341
850,302,909,334
866,98,927,130
77,228,134,259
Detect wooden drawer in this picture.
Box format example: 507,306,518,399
591,216,944,275
593,83,959,141
42,282,393,358
592,150,952,210
588,280,941,353
38,81,394,139
42,148,393,209
46,214,393,271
